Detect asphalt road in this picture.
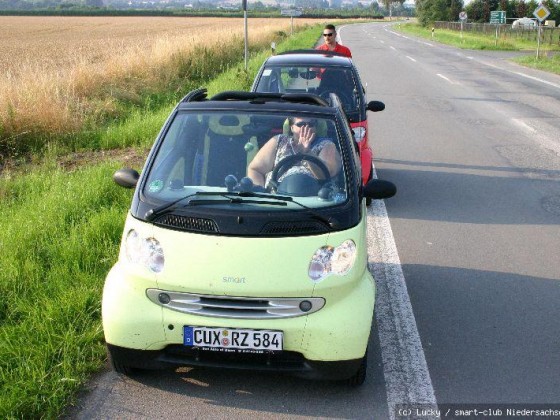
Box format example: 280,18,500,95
68,23,560,420
349,22,560,415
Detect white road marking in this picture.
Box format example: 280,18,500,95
513,71,560,89
511,118,560,156
406,56,417,62
511,118,536,134
436,73,457,85
368,165,438,420
474,60,560,90
391,46,397,51
483,62,501,69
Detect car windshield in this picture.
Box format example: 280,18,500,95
254,65,360,116
143,111,348,211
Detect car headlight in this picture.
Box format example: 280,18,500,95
125,229,165,273
308,240,357,282
353,127,366,143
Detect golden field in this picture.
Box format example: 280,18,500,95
0,16,320,152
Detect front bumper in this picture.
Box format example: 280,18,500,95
102,261,375,379
107,344,362,380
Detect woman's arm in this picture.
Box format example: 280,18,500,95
247,137,278,187
318,141,341,177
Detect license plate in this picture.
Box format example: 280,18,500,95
184,326,283,351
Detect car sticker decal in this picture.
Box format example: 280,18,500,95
148,180,164,193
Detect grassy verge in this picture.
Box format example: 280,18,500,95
0,24,323,419
511,53,560,76
395,23,560,75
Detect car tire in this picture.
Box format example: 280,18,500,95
108,349,133,375
347,351,367,386
365,168,373,207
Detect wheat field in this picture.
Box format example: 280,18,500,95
0,16,319,150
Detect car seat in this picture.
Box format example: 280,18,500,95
316,69,355,109
256,69,285,93
202,114,252,187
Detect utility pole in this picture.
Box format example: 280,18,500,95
243,0,248,70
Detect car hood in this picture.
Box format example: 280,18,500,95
118,214,368,298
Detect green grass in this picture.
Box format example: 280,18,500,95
0,162,131,419
0,23,324,419
512,53,560,75
395,23,560,75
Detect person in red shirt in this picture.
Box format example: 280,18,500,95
316,24,352,58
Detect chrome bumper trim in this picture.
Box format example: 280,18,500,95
146,289,325,319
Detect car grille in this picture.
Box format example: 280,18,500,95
260,220,329,235
154,214,219,233
146,289,325,319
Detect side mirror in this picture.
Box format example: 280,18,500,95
367,101,385,112
363,179,396,200
113,168,139,189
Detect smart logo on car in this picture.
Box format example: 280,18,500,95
222,276,246,284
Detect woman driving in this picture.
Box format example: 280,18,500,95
247,117,341,190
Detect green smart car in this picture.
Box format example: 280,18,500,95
102,89,396,385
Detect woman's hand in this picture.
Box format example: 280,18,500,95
296,126,316,153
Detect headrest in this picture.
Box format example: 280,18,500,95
320,69,350,89
219,115,240,126
208,114,250,136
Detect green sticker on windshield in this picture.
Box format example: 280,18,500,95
148,180,164,193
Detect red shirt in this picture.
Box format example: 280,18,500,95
316,43,352,58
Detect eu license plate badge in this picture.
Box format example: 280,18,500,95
184,326,283,351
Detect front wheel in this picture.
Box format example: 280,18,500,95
347,351,368,386
108,348,133,375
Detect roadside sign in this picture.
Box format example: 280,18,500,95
459,11,467,21
281,9,302,17
533,4,551,22
490,11,506,24
534,4,551,59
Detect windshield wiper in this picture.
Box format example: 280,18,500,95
145,192,198,221
195,191,293,202
288,199,338,230
215,193,338,229
145,190,336,229
145,191,292,221
193,192,338,229
188,197,287,206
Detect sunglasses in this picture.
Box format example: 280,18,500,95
294,121,317,128
323,33,334,37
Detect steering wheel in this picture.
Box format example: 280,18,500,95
269,153,331,192
319,90,352,107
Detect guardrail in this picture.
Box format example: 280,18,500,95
434,21,560,45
